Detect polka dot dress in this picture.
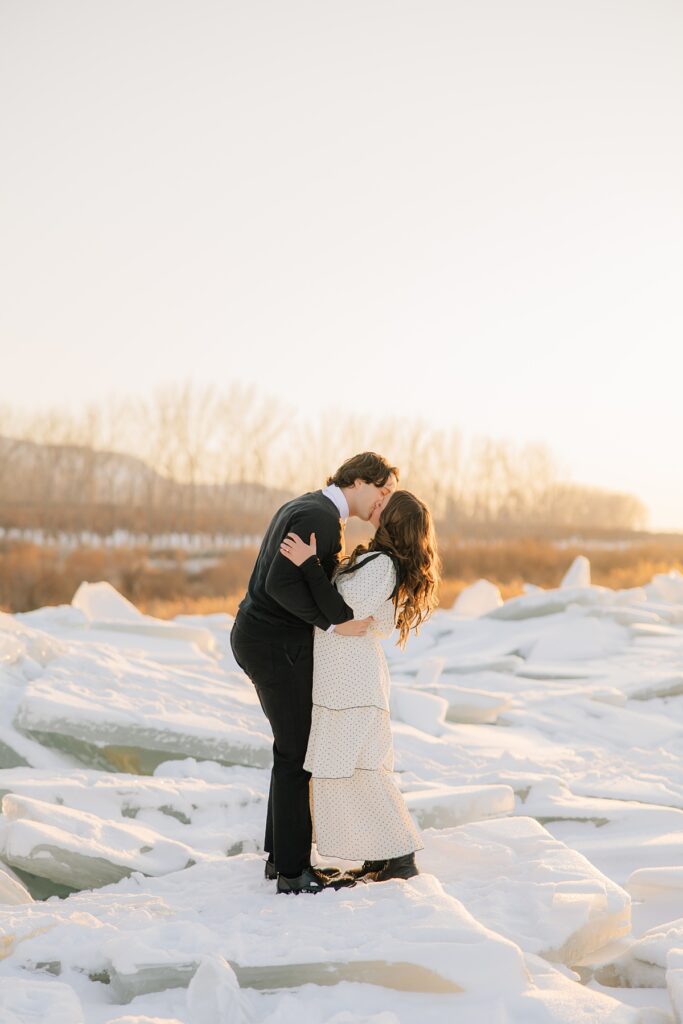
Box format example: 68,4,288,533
304,551,423,862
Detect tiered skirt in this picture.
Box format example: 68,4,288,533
304,702,423,862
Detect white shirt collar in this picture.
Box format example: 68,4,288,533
321,483,349,522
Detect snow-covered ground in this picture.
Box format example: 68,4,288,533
1,559,683,1023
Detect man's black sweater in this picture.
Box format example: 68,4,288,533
236,490,355,640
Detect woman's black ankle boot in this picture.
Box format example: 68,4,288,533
374,853,419,881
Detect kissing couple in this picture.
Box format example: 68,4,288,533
230,451,440,893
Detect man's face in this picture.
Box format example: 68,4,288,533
354,472,397,526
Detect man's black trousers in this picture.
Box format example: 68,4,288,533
230,612,314,879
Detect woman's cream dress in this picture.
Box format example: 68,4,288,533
302,551,423,862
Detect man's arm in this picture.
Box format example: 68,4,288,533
264,513,354,627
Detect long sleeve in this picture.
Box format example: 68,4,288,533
301,551,396,626
298,556,355,625
264,512,354,629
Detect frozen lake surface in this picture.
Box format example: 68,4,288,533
1,563,683,1022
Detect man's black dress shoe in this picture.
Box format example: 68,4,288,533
264,858,342,882
373,853,419,882
276,866,356,895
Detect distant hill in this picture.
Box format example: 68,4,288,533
0,434,293,533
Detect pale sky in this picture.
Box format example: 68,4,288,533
1,0,682,529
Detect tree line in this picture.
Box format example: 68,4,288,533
0,380,648,538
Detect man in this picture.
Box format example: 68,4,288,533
230,452,399,894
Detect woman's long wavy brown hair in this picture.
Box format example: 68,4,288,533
338,490,441,648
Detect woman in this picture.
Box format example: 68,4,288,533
279,490,440,883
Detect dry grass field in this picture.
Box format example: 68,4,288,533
3,537,681,619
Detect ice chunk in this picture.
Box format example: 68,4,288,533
438,653,524,675
0,889,177,977
639,599,683,624
100,923,467,1003
561,555,591,588
0,634,23,666
524,614,630,663
452,579,503,616
0,737,30,770
534,792,683,886
514,661,604,679
414,656,445,687
613,586,648,604
420,816,631,964
72,580,147,623
627,867,683,900
0,764,268,877
521,953,647,1022
0,793,200,889
646,569,683,603
13,645,271,773
405,784,514,829
72,581,217,654
631,621,683,639
390,686,447,736
668,947,683,1023
589,687,627,706
486,585,610,620
186,955,245,1024
0,977,84,1024
594,916,683,987
0,863,33,905
0,613,67,668
0,857,530,1000
103,924,216,1003
106,1018,184,1024
585,603,663,626
433,683,512,724
107,951,465,1004
628,674,683,700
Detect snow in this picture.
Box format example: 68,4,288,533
0,564,681,1022
0,977,84,1023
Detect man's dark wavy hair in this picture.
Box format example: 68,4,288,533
326,451,399,489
